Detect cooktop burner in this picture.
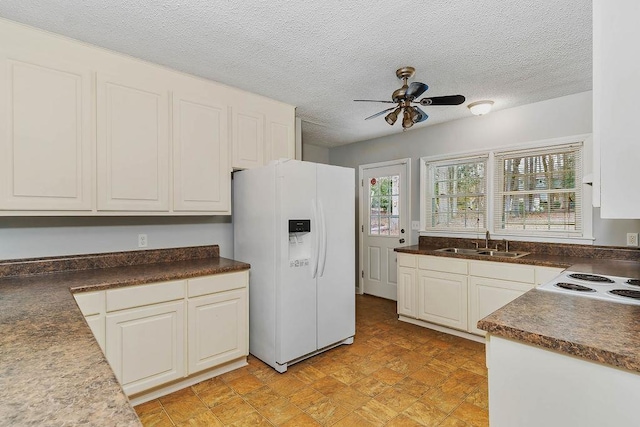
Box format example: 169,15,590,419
626,279,640,287
555,282,596,292
568,273,614,283
610,289,640,299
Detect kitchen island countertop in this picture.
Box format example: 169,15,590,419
0,247,249,426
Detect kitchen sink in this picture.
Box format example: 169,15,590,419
476,250,530,258
435,247,530,259
437,247,484,255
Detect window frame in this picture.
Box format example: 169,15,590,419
420,134,594,244
421,154,489,233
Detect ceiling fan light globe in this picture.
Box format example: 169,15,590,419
385,111,398,125
408,107,420,123
402,109,414,128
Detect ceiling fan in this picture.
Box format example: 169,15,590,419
355,66,465,129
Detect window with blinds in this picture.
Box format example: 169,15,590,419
494,143,582,236
424,156,488,231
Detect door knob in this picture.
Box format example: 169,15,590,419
399,238,405,243
401,229,405,233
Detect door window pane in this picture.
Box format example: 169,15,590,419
369,174,400,236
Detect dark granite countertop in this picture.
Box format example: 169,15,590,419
395,243,579,268
395,236,640,270
0,246,249,426
478,260,640,373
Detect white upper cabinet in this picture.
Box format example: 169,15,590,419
97,71,170,211
594,1,640,218
231,106,265,170
173,87,230,213
265,106,296,164
231,92,296,170
0,18,295,215
0,51,92,210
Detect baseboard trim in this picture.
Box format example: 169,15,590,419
398,315,485,344
128,357,248,406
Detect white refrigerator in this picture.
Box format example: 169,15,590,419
233,159,355,373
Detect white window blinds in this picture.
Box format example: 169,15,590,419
493,143,583,236
425,156,488,231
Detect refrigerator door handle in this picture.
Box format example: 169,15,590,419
318,199,328,277
310,199,319,279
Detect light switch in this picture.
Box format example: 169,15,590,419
411,221,420,231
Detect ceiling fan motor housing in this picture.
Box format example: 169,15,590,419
355,66,465,128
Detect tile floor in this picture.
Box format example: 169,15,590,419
135,295,489,426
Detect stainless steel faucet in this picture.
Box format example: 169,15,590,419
485,230,490,249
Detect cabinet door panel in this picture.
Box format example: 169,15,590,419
397,266,417,317
265,108,295,163
188,289,247,374
0,55,92,210
97,72,169,211
173,91,229,212
418,270,468,331
232,108,264,170
468,276,533,336
106,301,185,395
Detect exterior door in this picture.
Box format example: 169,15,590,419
360,159,410,300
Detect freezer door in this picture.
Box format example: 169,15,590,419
316,164,356,349
275,160,318,363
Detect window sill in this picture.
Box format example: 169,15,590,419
419,230,595,246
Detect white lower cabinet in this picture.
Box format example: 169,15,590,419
106,300,185,395
397,253,564,337
468,276,533,336
397,254,417,318
418,269,468,331
72,270,249,399
188,289,247,374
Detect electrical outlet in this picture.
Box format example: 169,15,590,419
138,233,148,248
627,233,639,247
411,221,420,231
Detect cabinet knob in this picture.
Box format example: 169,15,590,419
401,229,405,233
399,238,405,244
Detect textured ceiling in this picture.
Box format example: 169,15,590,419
0,1,592,147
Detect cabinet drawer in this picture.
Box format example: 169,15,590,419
74,291,105,316
188,271,248,298
469,261,535,284
106,280,186,312
418,255,467,275
397,254,417,268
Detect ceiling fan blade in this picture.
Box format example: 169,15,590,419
405,82,428,100
364,107,397,120
413,106,429,123
418,95,466,106
354,99,396,103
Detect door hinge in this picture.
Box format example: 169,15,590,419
361,225,364,232
361,270,364,278
361,179,363,186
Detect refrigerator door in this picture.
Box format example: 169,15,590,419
316,164,355,349
275,160,318,364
